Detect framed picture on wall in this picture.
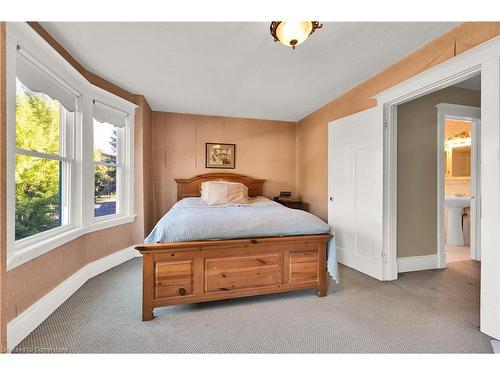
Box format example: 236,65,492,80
205,143,236,169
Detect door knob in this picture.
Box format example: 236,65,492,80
329,196,333,202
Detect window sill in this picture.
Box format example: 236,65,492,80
7,214,136,271
88,214,136,233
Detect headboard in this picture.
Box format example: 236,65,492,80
175,173,265,201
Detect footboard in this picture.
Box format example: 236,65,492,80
136,234,331,320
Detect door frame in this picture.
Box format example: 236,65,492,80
374,35,500,338
380,67,483,281
436,103,481,268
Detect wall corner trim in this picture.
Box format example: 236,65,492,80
397,254,438,273
6,246,141,351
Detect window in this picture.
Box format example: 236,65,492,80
15,53,75,241
8,23,136,270
93,101,127,219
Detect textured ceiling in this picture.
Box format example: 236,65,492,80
41,22,458,121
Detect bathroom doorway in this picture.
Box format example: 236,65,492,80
382,38,500,337
437,94,481,267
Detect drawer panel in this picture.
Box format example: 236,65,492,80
154,260,194,298
205,254,281,293
288,250,318,283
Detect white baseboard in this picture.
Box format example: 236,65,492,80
7,246,141,351
397,254,438,273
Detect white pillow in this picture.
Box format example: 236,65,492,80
200,181,249,205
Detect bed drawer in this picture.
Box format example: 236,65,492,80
288,250,319,283
205,254,281,293
154,260,194,298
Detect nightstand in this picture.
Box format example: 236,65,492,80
273,198,305,211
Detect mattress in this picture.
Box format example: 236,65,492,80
144,196,338,280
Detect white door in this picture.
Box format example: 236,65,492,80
328,107,385,280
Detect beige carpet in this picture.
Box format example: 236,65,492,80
13,258,492,353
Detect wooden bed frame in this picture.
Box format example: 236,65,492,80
136,173,331,321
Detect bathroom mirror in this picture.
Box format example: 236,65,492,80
451,145,471,177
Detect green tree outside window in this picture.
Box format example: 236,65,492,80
15,82,62,240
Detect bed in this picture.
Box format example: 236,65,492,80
136,173,334,320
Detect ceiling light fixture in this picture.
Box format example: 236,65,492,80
270,21,323,50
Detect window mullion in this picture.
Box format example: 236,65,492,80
93,160,118,167
81,94,95,227
62,107,74,227
15,147,70,162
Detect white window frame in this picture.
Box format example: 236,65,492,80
88,89,135,227
92,119,123,219
14,103,76,247
6,22,137,270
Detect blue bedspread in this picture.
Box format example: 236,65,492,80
145,197,338,281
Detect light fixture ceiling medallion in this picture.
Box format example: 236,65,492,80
270,21,323,50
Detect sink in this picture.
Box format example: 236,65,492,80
445,196,470,245
445,196,471,208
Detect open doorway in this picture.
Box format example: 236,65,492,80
443,119,474,262
387,73,484,341
379,37,500,339
437,94,481,267
395,76,481,272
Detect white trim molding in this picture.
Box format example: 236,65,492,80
479,56,500,340
435,103,481,119
376,34,500,339
6,246,141,351
373,36,500,105
397,255,438,273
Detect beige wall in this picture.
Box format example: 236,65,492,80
133,96,153,238
396,86,480,258
142,101,154,234
150,112,297,223
296,22,500,221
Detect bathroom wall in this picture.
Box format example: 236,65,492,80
445,119,471,139
397,86,480,258
445,119,472,196
445,179,471,196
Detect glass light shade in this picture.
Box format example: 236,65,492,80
275,21,313,48
445,138,472,150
